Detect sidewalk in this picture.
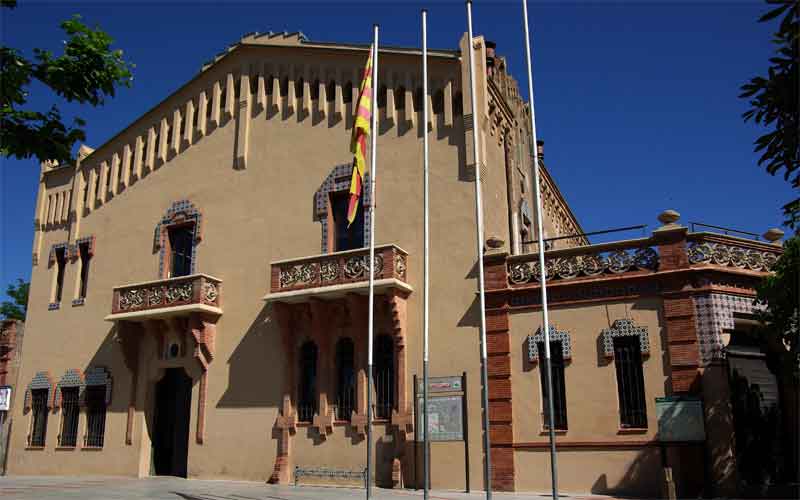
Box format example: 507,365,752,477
0,476,630,500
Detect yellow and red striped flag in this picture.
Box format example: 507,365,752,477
346,44,374,226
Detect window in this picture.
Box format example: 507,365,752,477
84,386,107,447
395,86,405,110
78,242,91,299
59,387,80,447
374,335,394,419
29,389,49,447
330,191,364,252
297,341,318,423
94,167,101,199
326,80,335,102
167,225,194,278
538,341,568,430
335,338,355,421
413,88,423,112
54,246,67,303
613,336,647,428
343,81,353,103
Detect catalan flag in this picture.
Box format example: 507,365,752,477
347,44,374,226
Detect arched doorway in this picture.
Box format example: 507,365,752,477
152,367,192,477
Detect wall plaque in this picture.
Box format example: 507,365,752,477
656,396,706,442
416,395,463,441
0,386,11,411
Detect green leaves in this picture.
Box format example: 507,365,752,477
756,236,799,353
0,279,28,321
0,9,133,166
740,0,799,228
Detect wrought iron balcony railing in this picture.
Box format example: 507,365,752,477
269,245,408,295
108,273,222,319
507,238,660,287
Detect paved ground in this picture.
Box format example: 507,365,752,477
0,476,624,500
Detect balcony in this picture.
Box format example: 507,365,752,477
105,273,222,322
264,244,411,302
507,237,660,288
686,232,781,273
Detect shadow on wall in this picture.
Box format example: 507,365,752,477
86,324,135,415
590,447,661,498
216,303,284,409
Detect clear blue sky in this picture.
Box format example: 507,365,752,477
1,1,795,300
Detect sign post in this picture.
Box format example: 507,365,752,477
656,396,706,500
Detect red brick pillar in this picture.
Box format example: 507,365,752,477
484,252,515,492
654,217,701,394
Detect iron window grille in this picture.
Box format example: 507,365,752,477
84,385,107,448
335,338,355,421
613,336,648,428
297,341,318,423
58,387,80,447
538,341,568,431
374,335,394,420
29,389,49,447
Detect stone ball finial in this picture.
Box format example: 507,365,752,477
763,228,784,243
658,209,681,225
486,236,505,250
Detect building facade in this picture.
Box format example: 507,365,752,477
6,31,786,496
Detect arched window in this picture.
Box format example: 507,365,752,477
297,341,318,422
335,338,355,421
374,335,394,419
311,79,320,100
296,77,304,98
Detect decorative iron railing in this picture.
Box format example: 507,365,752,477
686,233,781,272
270,245,408,293
111,273,222,315
507,238,659,286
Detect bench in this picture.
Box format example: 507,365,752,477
294,466,367,488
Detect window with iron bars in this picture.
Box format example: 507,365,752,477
59,387,80,447
84,386,107,448
374,335,394,420
297,341,318,423
538,341,568,430
613,336,648,428
335,338,355,421
29,389,49,447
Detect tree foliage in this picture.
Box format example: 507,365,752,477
0,2,133,166
740,0,799,228
0,279,29,321
756,236,799,353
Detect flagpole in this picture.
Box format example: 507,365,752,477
465,2,492,499
521,1,558,499
421,9,431,500
365,24,379,500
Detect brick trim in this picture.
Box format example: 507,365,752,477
485,307,515,492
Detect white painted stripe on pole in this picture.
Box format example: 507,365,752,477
366,27,379,500
521,1,558,499
422,9,431,500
